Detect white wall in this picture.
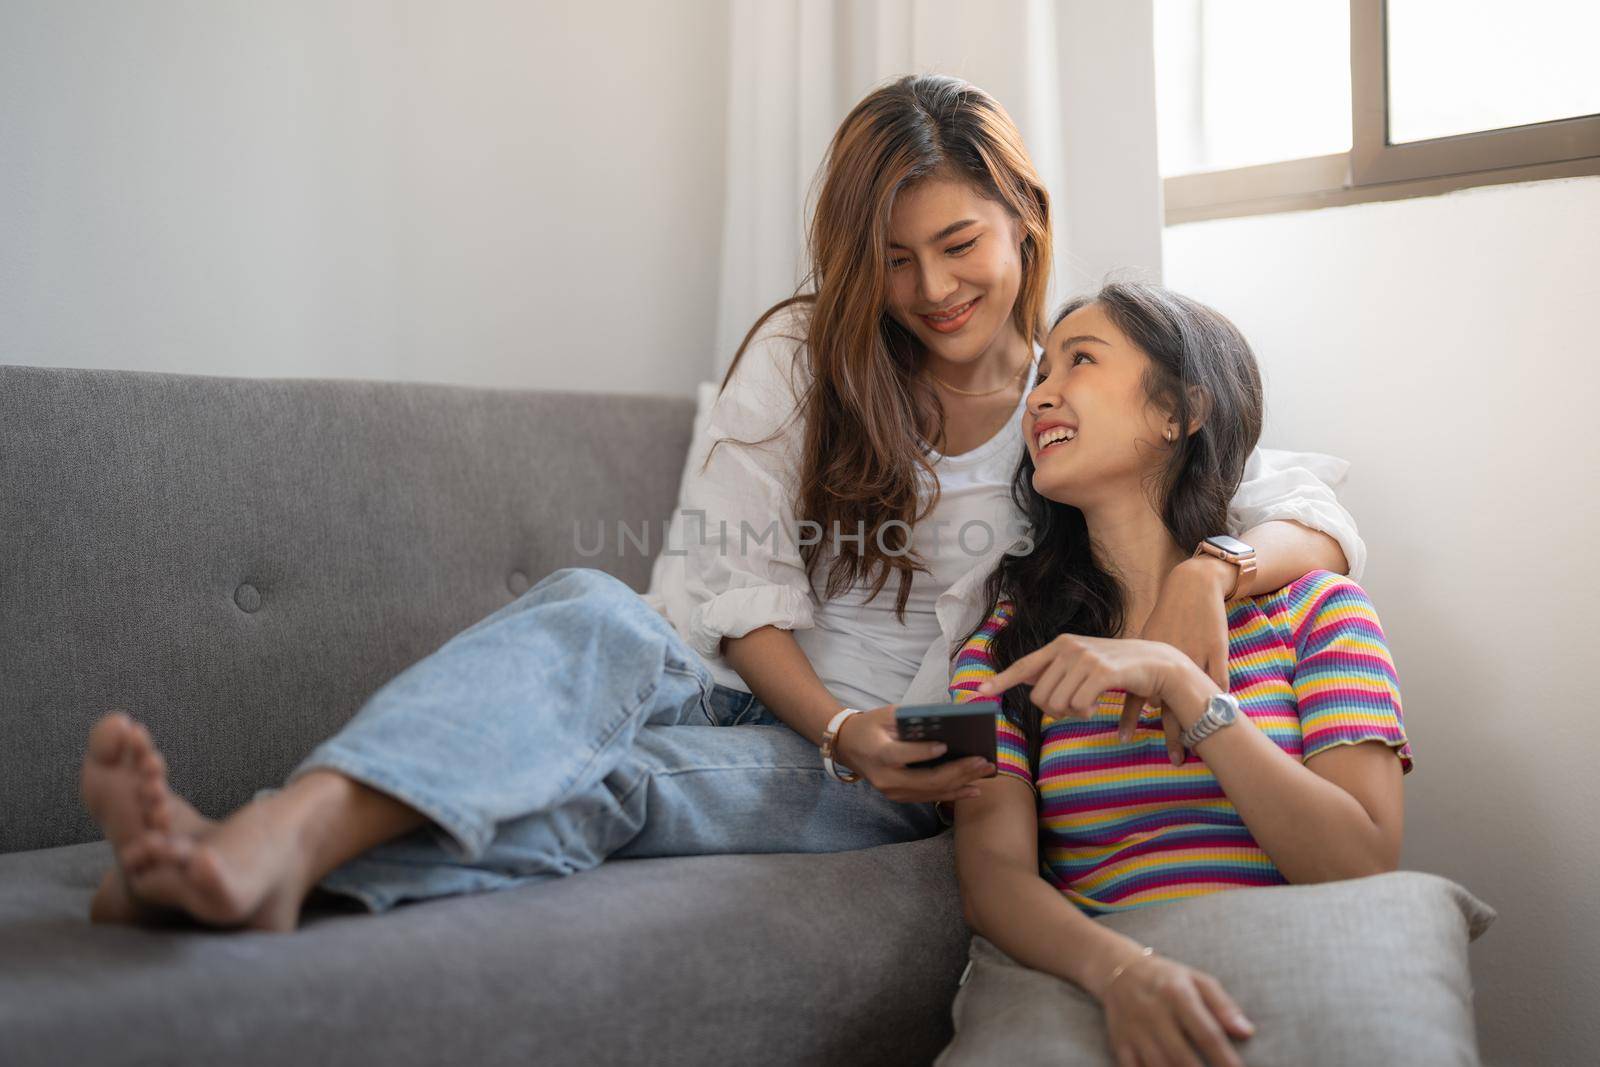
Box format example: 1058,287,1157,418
1164,175,1600,1067
0,0,728,396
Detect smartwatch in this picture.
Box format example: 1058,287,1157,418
1193,534,1257,599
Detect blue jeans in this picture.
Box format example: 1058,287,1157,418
278,567,943,912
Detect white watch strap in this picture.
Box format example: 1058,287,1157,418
823,707,864,783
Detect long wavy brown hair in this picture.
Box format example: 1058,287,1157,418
718,74,1053,617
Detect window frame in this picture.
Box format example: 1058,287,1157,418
1163,0,1600,224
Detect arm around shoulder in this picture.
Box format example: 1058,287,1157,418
1230,446,1367,580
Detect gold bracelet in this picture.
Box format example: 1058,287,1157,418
1101,946,1155,997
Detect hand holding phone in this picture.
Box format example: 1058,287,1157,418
829,704,996,803
894,703,998,771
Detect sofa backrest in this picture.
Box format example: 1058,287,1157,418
0,365,696,854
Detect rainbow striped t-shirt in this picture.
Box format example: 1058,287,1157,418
948,570,1413,915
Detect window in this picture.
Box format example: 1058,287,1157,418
1156,0,1600,223
1155,0,1351,176
1386,0,1600,144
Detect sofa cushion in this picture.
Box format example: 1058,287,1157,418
0,833,968,1067
935,871,1495,1066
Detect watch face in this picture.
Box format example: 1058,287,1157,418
1206,534,1254,557
1210,694,1239,724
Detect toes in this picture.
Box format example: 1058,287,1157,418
136,752,170,808
127,722,156,762
160,835,195,865
119,837,153,875
121,830,182,875
138,783,173,831
143,833,179,867
145,795,172,833
86,712,133,765
129,840,247,928
138,749,167,778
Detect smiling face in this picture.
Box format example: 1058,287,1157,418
1023,302,1176,511
883,174,1025,366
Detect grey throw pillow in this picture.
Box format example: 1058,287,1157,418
935,871,1495,1066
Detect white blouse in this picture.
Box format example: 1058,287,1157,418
644,304,1366,709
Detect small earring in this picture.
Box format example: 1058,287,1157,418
1163,427,1175,442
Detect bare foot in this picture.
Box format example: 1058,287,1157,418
90,822,218,925
81,712,216,924
84,719,421,933
117,791,326,932
80,713,314,931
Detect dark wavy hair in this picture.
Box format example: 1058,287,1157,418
970,282,1264,774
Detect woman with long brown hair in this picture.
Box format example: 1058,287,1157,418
76,75,1360,932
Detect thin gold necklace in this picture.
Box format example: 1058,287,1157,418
927,355,1031,397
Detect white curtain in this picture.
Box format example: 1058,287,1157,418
712,0,1166,376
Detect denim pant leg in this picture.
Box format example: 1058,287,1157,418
606,721,946,860
305,652,940,921
279,566,715,881
315,689,945,912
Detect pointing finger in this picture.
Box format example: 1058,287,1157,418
977,645,1054,695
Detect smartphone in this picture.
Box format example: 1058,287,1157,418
894,703,997,770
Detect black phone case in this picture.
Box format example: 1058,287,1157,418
894,703,998,769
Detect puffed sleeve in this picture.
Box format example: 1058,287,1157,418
677,305,819,660
1229,447,1368,581
1285,572,1414,772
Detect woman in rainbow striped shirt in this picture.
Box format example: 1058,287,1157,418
942,282,1412,1067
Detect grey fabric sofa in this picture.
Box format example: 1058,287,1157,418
0,365,969,1066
